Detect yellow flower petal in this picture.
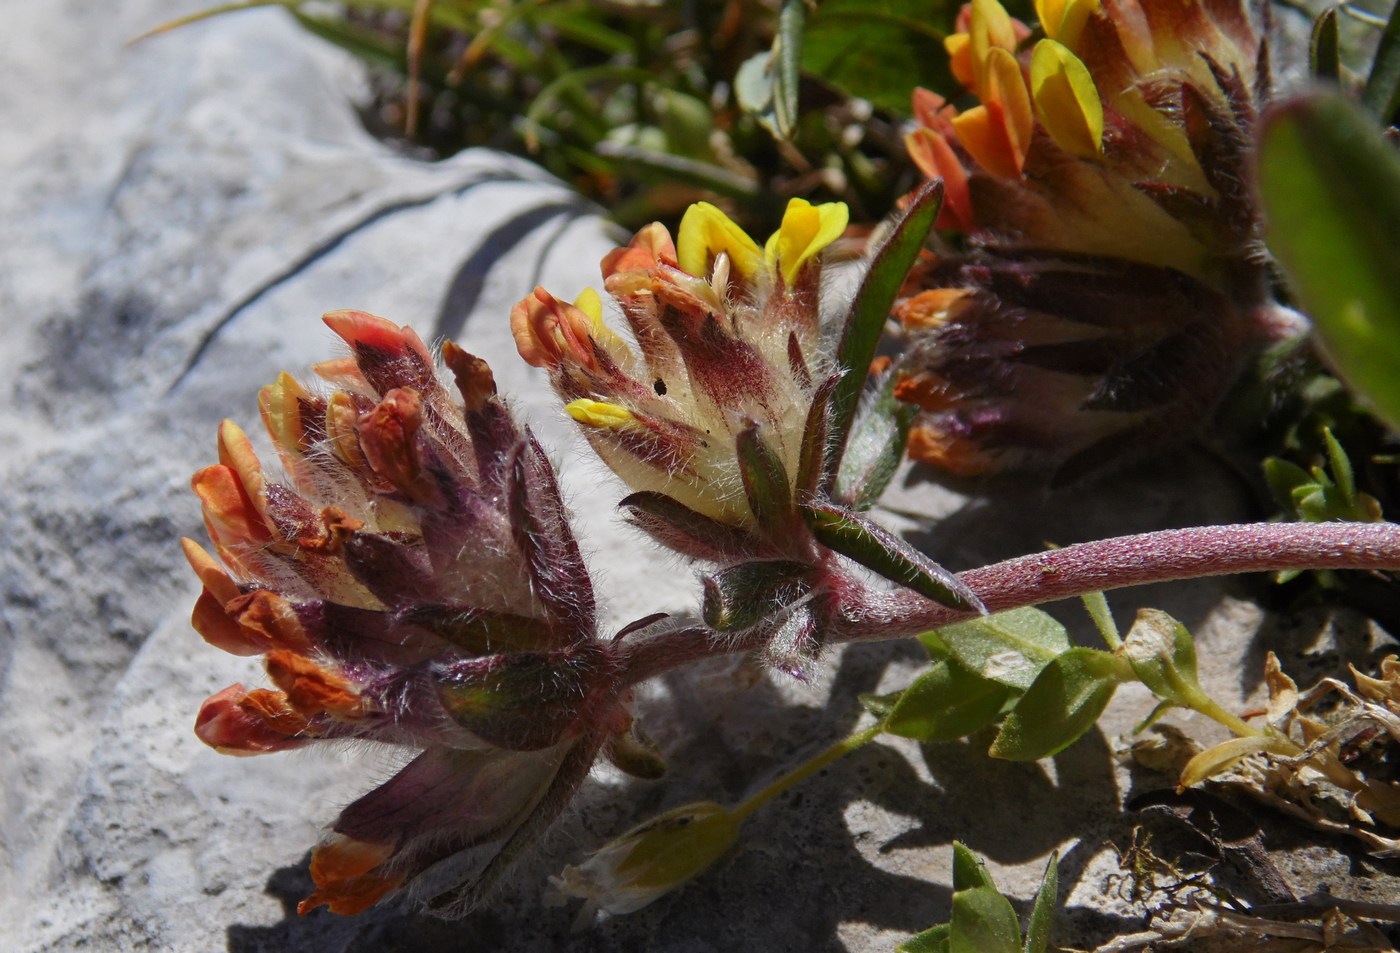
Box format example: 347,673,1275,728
970,0,1019,83
763,198,850,288
1035,0,1099,47
953,48,1032,178
573,287,630,360
566,398,635,429
944,32,975,89
1030,40,1104,159
676,202,763,281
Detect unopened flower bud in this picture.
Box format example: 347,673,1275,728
553,802,741,916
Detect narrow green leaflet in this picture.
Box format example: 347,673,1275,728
1310,7,1339,82
989,648,1125,761
884,661,1013,742
922,608,1071,691
1023,852,1059,953
735,0,805,140
1079,590,1120,649
827,179,944,480
803,500,982,611
950,887,1023,953
1257,93,1400,432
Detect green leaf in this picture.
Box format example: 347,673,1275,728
1264,457,1315,518
1120,609,1199,707
736,422,794,534
950,886,1023,953
989,648,1124,761
923,608,1072,691
1323,427,1357,510
835,365,918,511
1257,93,1400,433
803,0,958,114
735,0,804,141
1023,852,1059,953
885,661,1015,742
1310,7,1340,83
803,499,982,611
774,0,805,138
952,841,998,892
827,179,943,484
1079,589,1120,650
1362,0,1400,122
898,924,952,953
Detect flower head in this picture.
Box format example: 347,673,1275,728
511,199,849,533
185,312,645,917
899,0,1279,477
512,199,980,673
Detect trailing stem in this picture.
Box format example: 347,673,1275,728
620,521,1400,687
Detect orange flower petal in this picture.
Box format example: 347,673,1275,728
217,420,270,525
905,130,974,231
180,538,240,604
322,310,434,371
191,589,266,656
299,836,403,916
227,589,312,653
195,684,310,755
509,286,598,370
357,387,427,497
191,464,272,553
264,650,364,720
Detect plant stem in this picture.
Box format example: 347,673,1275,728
729,722,885,822
620,521,1400,686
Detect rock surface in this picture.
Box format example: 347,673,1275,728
2,2,1395,951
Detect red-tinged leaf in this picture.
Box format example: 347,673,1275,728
796,375,840,500
803,499,982,611
619,491,769,562
509,436,595,636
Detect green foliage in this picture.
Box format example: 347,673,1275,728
1310,7,1340,82
898,845,1060,953
1119,609,1200,709
989,648,1125,761
881,659,1015,742
147,0,941,232
1362,0,1400,122
736,0,805,140
804,497,981,610
835,368,918,510
920,607,1071,691
802,0,958,114
1257,92,1400,434
828,179,944,471
1266,428,1383,526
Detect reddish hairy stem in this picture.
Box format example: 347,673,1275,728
620,521,1400,686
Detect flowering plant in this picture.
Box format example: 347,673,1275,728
176,0,1400,940
184,190,1400,925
